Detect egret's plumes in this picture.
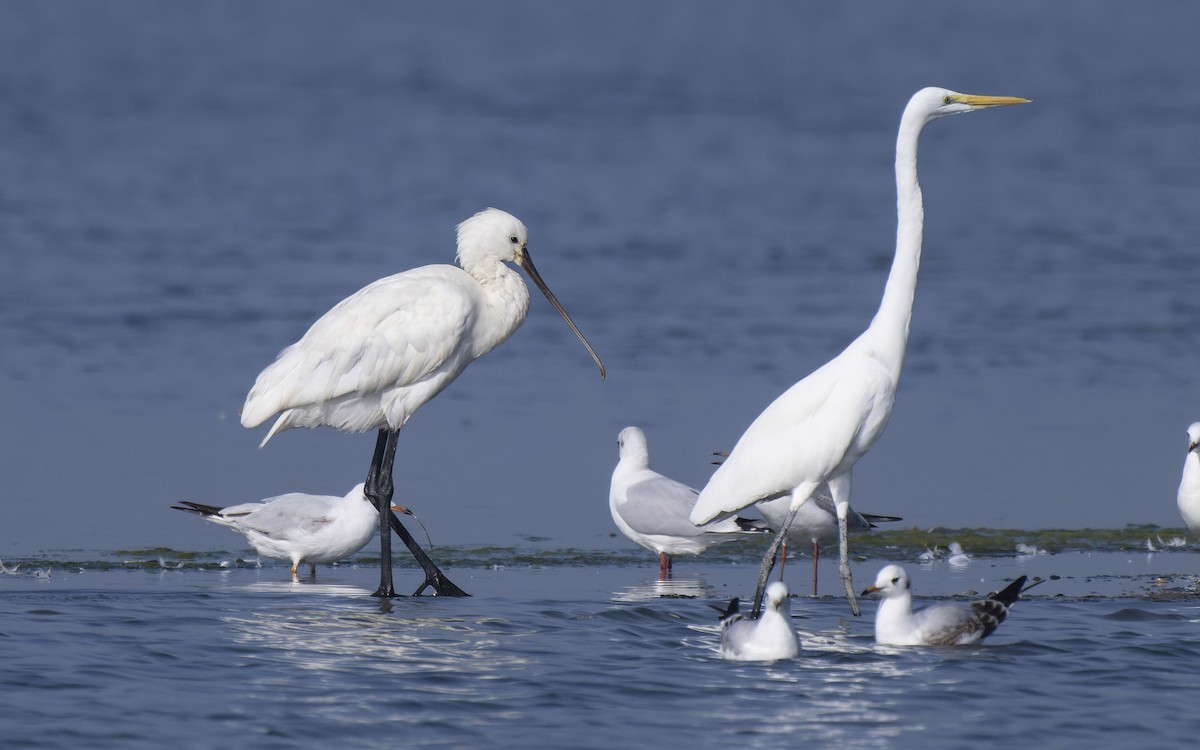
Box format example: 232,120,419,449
862,565,1032,646
1177,422,1200,532
689,87,1028,616
609,427,765,574
718,581,800,662
172,484,381,577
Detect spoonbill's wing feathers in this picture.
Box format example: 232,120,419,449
242,267,474,427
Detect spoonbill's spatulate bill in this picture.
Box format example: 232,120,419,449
862,565,1037,646
172,483,393,578
1176,422,1200,533
717,581,800,662
241,208,605,597
609,427,767,576
689,88,1029,617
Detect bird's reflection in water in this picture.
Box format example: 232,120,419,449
223,586,536,677
612,574,713,603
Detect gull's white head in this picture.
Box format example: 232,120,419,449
907,87,1030,124
765,580,790,611
617,426,649,461
862,564,910,599
1187,422,1200,452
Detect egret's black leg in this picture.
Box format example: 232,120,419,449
366,429,396,598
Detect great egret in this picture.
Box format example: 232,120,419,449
1176,422,1200,532
173,484,401,578
716,581,800,662
862,565,1038,646
689,88,1029,616
241,208,605,597
609,427,767,576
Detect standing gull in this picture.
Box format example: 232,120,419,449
241,208,605,597
717,581,800,662
862,564,1036,646
609,427,766,576
690,88,1029,617
172,484,399,578
1176,422,1200,533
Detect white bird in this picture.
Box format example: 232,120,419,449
946,541,971,568
757,491,901,594
690,88,1029,617
862,565,1034,646
1176,422,1200,533
717,581,800,662
241,208,605,597
173,484,397,578
609,427,767,576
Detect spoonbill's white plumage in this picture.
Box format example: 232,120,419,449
862,565,1034,646
609,427,766,575
1176,422,1200,533
241,208,604,596
757,492,900,594
717,581,800,662
689,88,1029,617
173,484,391,578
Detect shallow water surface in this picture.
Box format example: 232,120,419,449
3,546,1199,748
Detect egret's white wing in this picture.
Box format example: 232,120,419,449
694,350,894,523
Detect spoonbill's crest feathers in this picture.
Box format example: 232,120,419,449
455,208,529,273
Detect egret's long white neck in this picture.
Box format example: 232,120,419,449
868,106,927,378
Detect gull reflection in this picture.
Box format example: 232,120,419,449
612,575,713,603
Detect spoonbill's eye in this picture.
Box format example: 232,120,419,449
509,235,519,244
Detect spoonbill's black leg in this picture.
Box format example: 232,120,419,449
366,429,397,598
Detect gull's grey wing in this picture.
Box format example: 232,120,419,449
619,476,704,537
910,602,992,645
228,495,337,540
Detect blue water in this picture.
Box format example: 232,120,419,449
3,550,1199,749
2,1,1200,746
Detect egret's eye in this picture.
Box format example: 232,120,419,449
892,577,900,584
942,95,953,105
509,235,520,244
